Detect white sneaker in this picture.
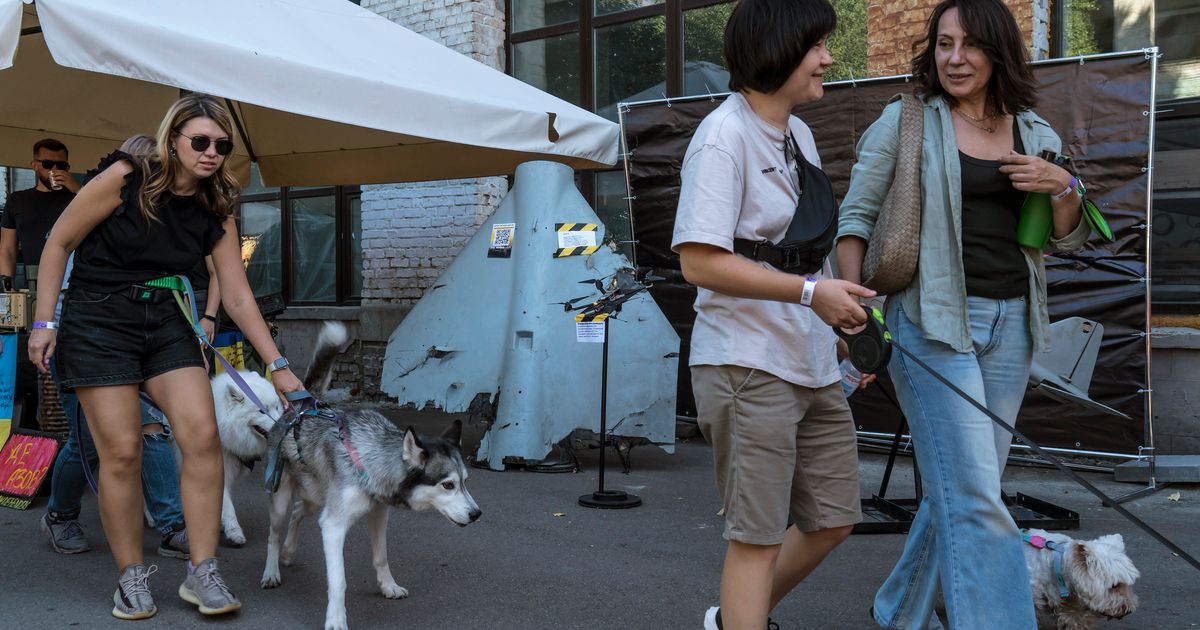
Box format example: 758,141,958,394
704,606,720,630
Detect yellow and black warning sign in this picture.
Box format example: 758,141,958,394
553,223,600,257
574,312,609,322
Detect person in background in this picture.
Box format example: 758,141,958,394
837,0,1089,627
0,138,81,281
29,95,304,621
672,0,874,627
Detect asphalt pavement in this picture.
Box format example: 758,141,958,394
2,405,1198,629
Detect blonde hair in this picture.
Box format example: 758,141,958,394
140,94,240,223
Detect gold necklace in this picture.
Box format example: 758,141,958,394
955,108,996,133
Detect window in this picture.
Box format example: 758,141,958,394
1151,99,1200,312
237,164,362,305
1052,0,1200,99
508,0,868,248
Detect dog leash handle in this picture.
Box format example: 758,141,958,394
834,306,892,374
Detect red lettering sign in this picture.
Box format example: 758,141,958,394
0,432,59,508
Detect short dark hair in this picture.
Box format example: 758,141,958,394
724,0,837,94
33,138,68,158
911,0,1038,115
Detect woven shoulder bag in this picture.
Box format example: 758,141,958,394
861,93,924,295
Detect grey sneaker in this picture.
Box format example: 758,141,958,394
41,512,92,554
158,527,190,560
178,557,241,615
113,564,158,620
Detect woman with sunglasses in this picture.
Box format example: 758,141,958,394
28,94,304,621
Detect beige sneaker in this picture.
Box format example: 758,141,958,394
112,564,157,620
178,557,241,615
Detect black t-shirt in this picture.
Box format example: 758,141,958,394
69,152,227,293
959,126,1029,299
0,187,75,265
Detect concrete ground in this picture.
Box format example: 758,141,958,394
2,405,1198,629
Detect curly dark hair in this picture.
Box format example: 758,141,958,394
911,0,1037,115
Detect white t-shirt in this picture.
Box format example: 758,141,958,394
671,92,839,388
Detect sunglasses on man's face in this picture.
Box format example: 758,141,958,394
38,160,70,171
177,132,235,156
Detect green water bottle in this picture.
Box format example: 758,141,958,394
1016,150,1058,249
1017,191,1053,249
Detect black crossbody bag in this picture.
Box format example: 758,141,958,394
733,131,838,275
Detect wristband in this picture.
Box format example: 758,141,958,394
33,321,58,330
800,278,817,307
201,314,218,323
1052,175,1076,201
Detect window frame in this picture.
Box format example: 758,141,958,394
235,182,362,307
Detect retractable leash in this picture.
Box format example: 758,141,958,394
837,309,1200,572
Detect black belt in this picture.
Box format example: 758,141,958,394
127,284,175,304
733,238,816,273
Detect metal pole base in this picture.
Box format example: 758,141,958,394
578,490,642,509
1112,480,1170,504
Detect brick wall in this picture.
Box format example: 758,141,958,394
867,0,1050,77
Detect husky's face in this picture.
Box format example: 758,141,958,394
402,420,481,527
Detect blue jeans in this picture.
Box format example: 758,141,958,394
873,296,1036,629
46,363,185,535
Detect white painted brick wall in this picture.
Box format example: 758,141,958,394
359,0,508,306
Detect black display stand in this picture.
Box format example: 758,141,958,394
578,316,641,510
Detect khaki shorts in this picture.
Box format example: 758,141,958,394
693,365,862,545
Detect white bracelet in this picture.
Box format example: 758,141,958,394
800,278,817,307
1052,176,1077,201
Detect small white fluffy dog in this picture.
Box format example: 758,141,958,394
212,369,285,545
1021,528,1139,629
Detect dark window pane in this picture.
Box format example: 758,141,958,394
1151,108,1200,311
594,170,634,261
595,0,662,17
290,195,337,303
242,163,279,196
349,196,363,299
513,33,582,106
682,3,732,97
513,0,578,32
595,16,666,120
241,199,282,298
9,168,36,193
1158,0,1200,62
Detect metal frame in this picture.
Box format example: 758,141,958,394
615,49,1162,465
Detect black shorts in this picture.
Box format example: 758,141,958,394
55,285,205,389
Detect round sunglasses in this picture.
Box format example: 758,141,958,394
175,131,235,156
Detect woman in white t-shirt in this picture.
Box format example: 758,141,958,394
671,0,876,628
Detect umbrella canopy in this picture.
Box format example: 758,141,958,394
0,0,619,186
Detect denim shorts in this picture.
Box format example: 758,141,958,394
55,284,204,390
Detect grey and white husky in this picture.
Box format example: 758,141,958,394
259,323,481,630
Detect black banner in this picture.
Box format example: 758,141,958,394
621,52,1151,453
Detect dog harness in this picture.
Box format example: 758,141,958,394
1022,531,1071,599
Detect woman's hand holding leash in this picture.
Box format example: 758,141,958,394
811,279,876,329
28,328,56,374
270,367,305,407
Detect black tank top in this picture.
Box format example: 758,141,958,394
959,124,1029,299
70,152,227,293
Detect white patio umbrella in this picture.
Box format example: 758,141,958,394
0,0,619,186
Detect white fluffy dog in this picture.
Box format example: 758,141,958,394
212,369,285,545
1021,528,1139,630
